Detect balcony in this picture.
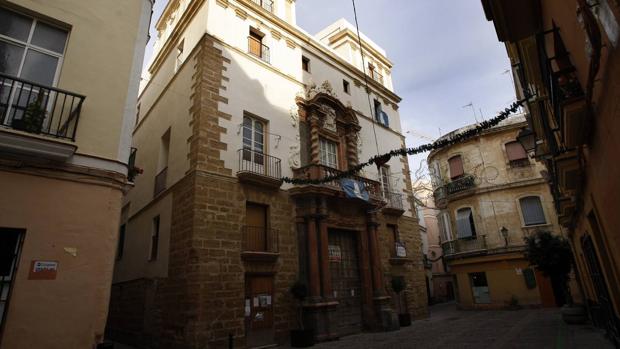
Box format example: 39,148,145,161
370,70,384,85
248,36,270,63
291,164,382,202
237,149,282,189
446,174,476,195
383,191,404,216
154,167,167,197
549,68,587,148
442,236,488,259
250,0,273,12
0,73,85,160
241,225,279,262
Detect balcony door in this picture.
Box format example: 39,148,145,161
245,203,267,252
0,7,68,129
242,115,265,173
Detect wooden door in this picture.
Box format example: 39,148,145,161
328,230,362,336
245,275,274,347
246,203,267,251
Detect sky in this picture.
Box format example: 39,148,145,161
144,0,516,178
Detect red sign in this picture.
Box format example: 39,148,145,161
28,260,58,280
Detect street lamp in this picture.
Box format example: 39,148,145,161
500,226,509,247
517,127,536,153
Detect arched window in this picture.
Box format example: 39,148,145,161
519,196,546,226
448,155,464,179
456,207,476,239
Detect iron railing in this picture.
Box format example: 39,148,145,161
238,148,281,179
153,167,167,197
250,0,274,12
242,225,278,253
441,236,487,257
370,70,384,85
446,174,476,195
384,191,403,210
292,164,382,198
0,73,85,141
248,36,270,63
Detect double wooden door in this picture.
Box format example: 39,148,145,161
245,275,274,348
328,230,362,336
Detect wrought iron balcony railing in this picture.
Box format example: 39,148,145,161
446,174,476,195
292,164,382,198
370,70,384,85
384,191,404,210
442,236,487,257
250,0,274,12
0,73,85,141
242,225,278,253
248,36,270,63
237,148,281,179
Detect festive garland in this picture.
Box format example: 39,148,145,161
282,92,533,185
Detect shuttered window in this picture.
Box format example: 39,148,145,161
519,196,546,226
456,208,476,238
505,141,529,168
438,212,452,242
319,138,338,169
448,155,464,179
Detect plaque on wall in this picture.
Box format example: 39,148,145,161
395,242,407,258
328,245,341,262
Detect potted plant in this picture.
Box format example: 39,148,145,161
524,231,587,324
12,92,46,134
289,281,314,347
391,276,411,327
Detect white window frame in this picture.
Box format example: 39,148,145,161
380,166,391,196
319,138,338,169
242,115,265,161
0,8,68,85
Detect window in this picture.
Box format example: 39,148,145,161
448,155,464,179
0,229,24,331
343,80,350,94
302,56,310,72
438,212,452,242
154,129,170,196
245,202,268,252
0,7,68,84
242,115,264,164
380,166,391,196
505,141,529,167
519,196,546,226
135,103,141,127
117,224,126,260
248,28,269,63
0,8,68,123
373,99,389,127
149,216,160,261
469,272,491,304
456,207,476,238
174,39,184,73
319,138,338,168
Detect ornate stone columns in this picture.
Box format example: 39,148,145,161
367,212,386,297
306,199,321,300
317,197,332,299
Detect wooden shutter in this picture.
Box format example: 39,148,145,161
506,141,527,161
448,156,464,179
519,196,546,226
456,208,473,238
246,203,267,251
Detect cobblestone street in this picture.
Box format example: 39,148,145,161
281,303,614,349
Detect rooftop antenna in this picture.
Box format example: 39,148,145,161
462,102,479,123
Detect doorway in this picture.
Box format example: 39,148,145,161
0,228,25,336
469,272,491,304
328,229,362,336
244,275,274,348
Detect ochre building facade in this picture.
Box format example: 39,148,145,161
428,115,566,309
0,0,152,348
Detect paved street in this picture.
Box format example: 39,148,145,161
281,303,614,349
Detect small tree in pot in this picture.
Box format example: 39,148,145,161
524,231,586,323
391,276,411,327
290,281,314,347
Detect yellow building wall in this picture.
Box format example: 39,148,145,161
0,172,121,349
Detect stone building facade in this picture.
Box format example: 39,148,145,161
0,1,152,348
427,115,567,309
106,1,427,348
482,0,620,343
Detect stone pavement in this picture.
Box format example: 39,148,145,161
280,303,614,349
